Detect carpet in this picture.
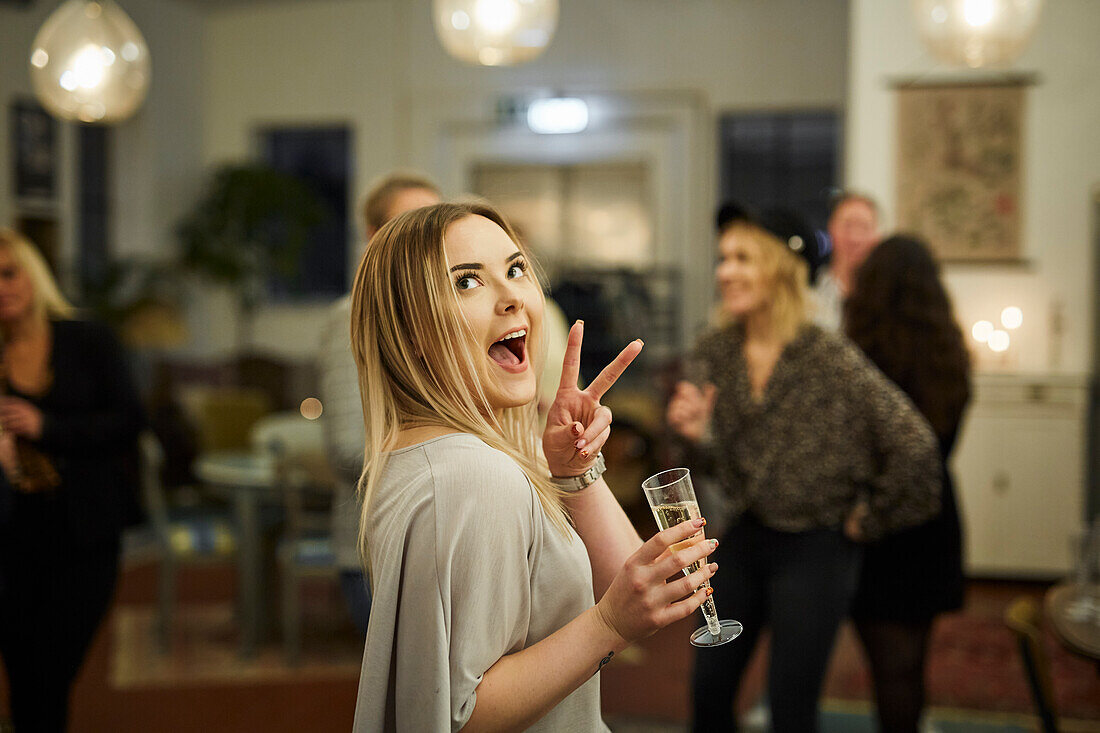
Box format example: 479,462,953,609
110,603,361,689
600,584,1100,726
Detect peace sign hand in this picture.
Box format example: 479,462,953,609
543,321,643,479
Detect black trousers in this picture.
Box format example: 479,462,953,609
692,517,861,733
0,538,120,733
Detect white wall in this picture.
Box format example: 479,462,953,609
201,0,850,358
847,0,1100,376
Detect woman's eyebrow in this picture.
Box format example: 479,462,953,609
449,252,524,273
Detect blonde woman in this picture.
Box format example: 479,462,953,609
667,208,941,732
0,229,144,732
349,202,718,731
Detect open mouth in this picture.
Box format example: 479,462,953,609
488,329,528,372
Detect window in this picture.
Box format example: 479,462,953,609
718,111,839,232
261,126,351,299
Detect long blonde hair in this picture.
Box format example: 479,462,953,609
0,228,75,322
719,221,810,343
350,202,568,560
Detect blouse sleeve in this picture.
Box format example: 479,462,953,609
393,447,537,732
840,341,942,542
673,332,721,476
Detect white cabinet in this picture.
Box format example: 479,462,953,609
952,374,1089,578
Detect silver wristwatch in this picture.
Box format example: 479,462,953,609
550,452,606,493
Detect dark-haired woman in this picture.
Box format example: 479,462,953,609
845,235,971,733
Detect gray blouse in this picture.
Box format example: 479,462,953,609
353,434,608,732
692,323,941,541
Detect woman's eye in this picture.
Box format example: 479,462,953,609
455,275,480,291
507,263,527,279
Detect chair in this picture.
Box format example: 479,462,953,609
181,386,272,452
250,412,339,665
1004,596,1059,733
137,431,237,652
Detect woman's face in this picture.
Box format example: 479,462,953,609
716,227,770,317
443,215,544,412
0,248,35,324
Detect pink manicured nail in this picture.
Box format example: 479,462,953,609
574,439,586,450
571,423,582,436
693,518,705,528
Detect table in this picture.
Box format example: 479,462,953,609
1045,583,1100,661
194,449,277,659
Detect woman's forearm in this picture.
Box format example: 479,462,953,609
461,605,627,732
562,477,642,599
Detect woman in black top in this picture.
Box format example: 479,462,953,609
0,228,144,732
668,210,941,733
845,235,971,733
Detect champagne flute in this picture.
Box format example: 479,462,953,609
642,467,742,647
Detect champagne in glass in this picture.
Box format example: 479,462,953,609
643,467,741,647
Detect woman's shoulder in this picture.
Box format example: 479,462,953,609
52,318,118,347
798,324,863,363
393,433,532,504
380,434,538,549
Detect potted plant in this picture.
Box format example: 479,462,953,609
175,163,326,347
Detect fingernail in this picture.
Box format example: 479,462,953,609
636,339,644,345
692,518,705,528
708,539,718,549
708,562,718,572
580,449,589,459
574,439,586,450
576,320,584,326
705,587,714,597
571,423,582,436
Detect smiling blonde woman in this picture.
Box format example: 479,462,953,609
667,207,941,733
348,202,720,732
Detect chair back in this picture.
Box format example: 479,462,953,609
250,412,334,540
138,430,171,543
185,386,272,451
1005,596,1059,733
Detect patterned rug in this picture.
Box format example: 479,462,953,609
111,603,361,689
831,612,1100,719
101,580,1100,730
601,587,1100,727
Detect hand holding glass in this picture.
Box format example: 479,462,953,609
642,468,742,647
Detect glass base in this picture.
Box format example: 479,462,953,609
690,619,742,647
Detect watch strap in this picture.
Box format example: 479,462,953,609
550,452,606,493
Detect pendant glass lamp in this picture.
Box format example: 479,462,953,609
29,0,151,123
912,0,1043,68
432,0,558,67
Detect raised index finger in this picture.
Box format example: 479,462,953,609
558,320,584,391
585,339,643,400
636,517,706,564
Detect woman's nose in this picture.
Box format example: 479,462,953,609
496,282,524,314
